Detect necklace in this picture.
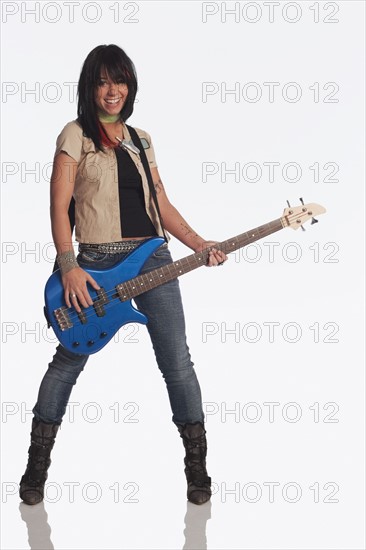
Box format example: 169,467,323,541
98,112,120,123
98,116,123,147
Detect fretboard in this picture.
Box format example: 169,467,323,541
116,217,285,302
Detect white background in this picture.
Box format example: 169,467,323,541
1,1,365,549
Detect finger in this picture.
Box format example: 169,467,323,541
214,248,227,261
65,291,81,313
76,289,91,309
70,292,83,313
210,251,221,265
210,247,226,261
83,280,97,306
82,289,94,307
86,273,100,291
207,250,217,267
64,289,71,308
212,252,226,266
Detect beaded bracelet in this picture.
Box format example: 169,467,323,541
57,250,80,275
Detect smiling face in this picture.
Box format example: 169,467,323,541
94,68,129,118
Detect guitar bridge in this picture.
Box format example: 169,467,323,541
54,306,73,331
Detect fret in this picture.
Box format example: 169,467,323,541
220,219,283,255
142,273,152,290
125,278,133,293
118,285,129,301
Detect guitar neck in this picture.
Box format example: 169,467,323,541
116,217,285,302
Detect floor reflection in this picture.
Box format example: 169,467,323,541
18,497,211,549
183,500,212,550
19,501,54,550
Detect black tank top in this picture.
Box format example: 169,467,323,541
114,146,158,238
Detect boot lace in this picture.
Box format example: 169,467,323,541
183,433,210,486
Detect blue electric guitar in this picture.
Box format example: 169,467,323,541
44,201,326,354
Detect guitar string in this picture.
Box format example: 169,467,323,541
63,252,209,325
57,212,307,327
60,214,300,327
60,215,295,326
63,224,275,326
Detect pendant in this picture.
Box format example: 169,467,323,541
115,137,140,155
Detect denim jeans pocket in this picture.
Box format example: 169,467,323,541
152,243,169,258
79,250,110,263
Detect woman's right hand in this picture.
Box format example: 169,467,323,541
62,267,100,312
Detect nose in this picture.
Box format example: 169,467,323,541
107,81,118,94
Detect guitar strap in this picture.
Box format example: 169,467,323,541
126,125,168,242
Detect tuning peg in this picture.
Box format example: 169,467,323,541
301,225,306,231
311,217,319,224
286,200,291,207
299,197,304,205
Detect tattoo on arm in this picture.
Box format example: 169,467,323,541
180,222,198,237
154,178,164,195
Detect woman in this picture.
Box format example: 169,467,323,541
19,44,227,507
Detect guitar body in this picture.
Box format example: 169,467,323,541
44,237,165,355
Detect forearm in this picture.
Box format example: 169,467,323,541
50,205,74,256
150,167,216,253
49,152,78,258
161,203,206,252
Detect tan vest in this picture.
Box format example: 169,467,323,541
54,120,165,243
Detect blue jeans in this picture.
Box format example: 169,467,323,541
33,244,204,426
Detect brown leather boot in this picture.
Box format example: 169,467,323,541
177,422,211,505
19,418,59,505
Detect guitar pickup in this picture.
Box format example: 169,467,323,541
116,283,128,302
93,287,109,317
54,306,73,331
77,310,87,324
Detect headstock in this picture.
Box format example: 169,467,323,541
282,198,326,230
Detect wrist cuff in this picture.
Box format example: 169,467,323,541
57,250,79,275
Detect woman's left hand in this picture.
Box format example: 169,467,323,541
194,241,228,267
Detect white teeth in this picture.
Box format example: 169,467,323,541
105,98,121,104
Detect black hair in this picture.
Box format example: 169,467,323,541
77,44,138,151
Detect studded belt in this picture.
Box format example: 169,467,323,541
79,239,148,254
